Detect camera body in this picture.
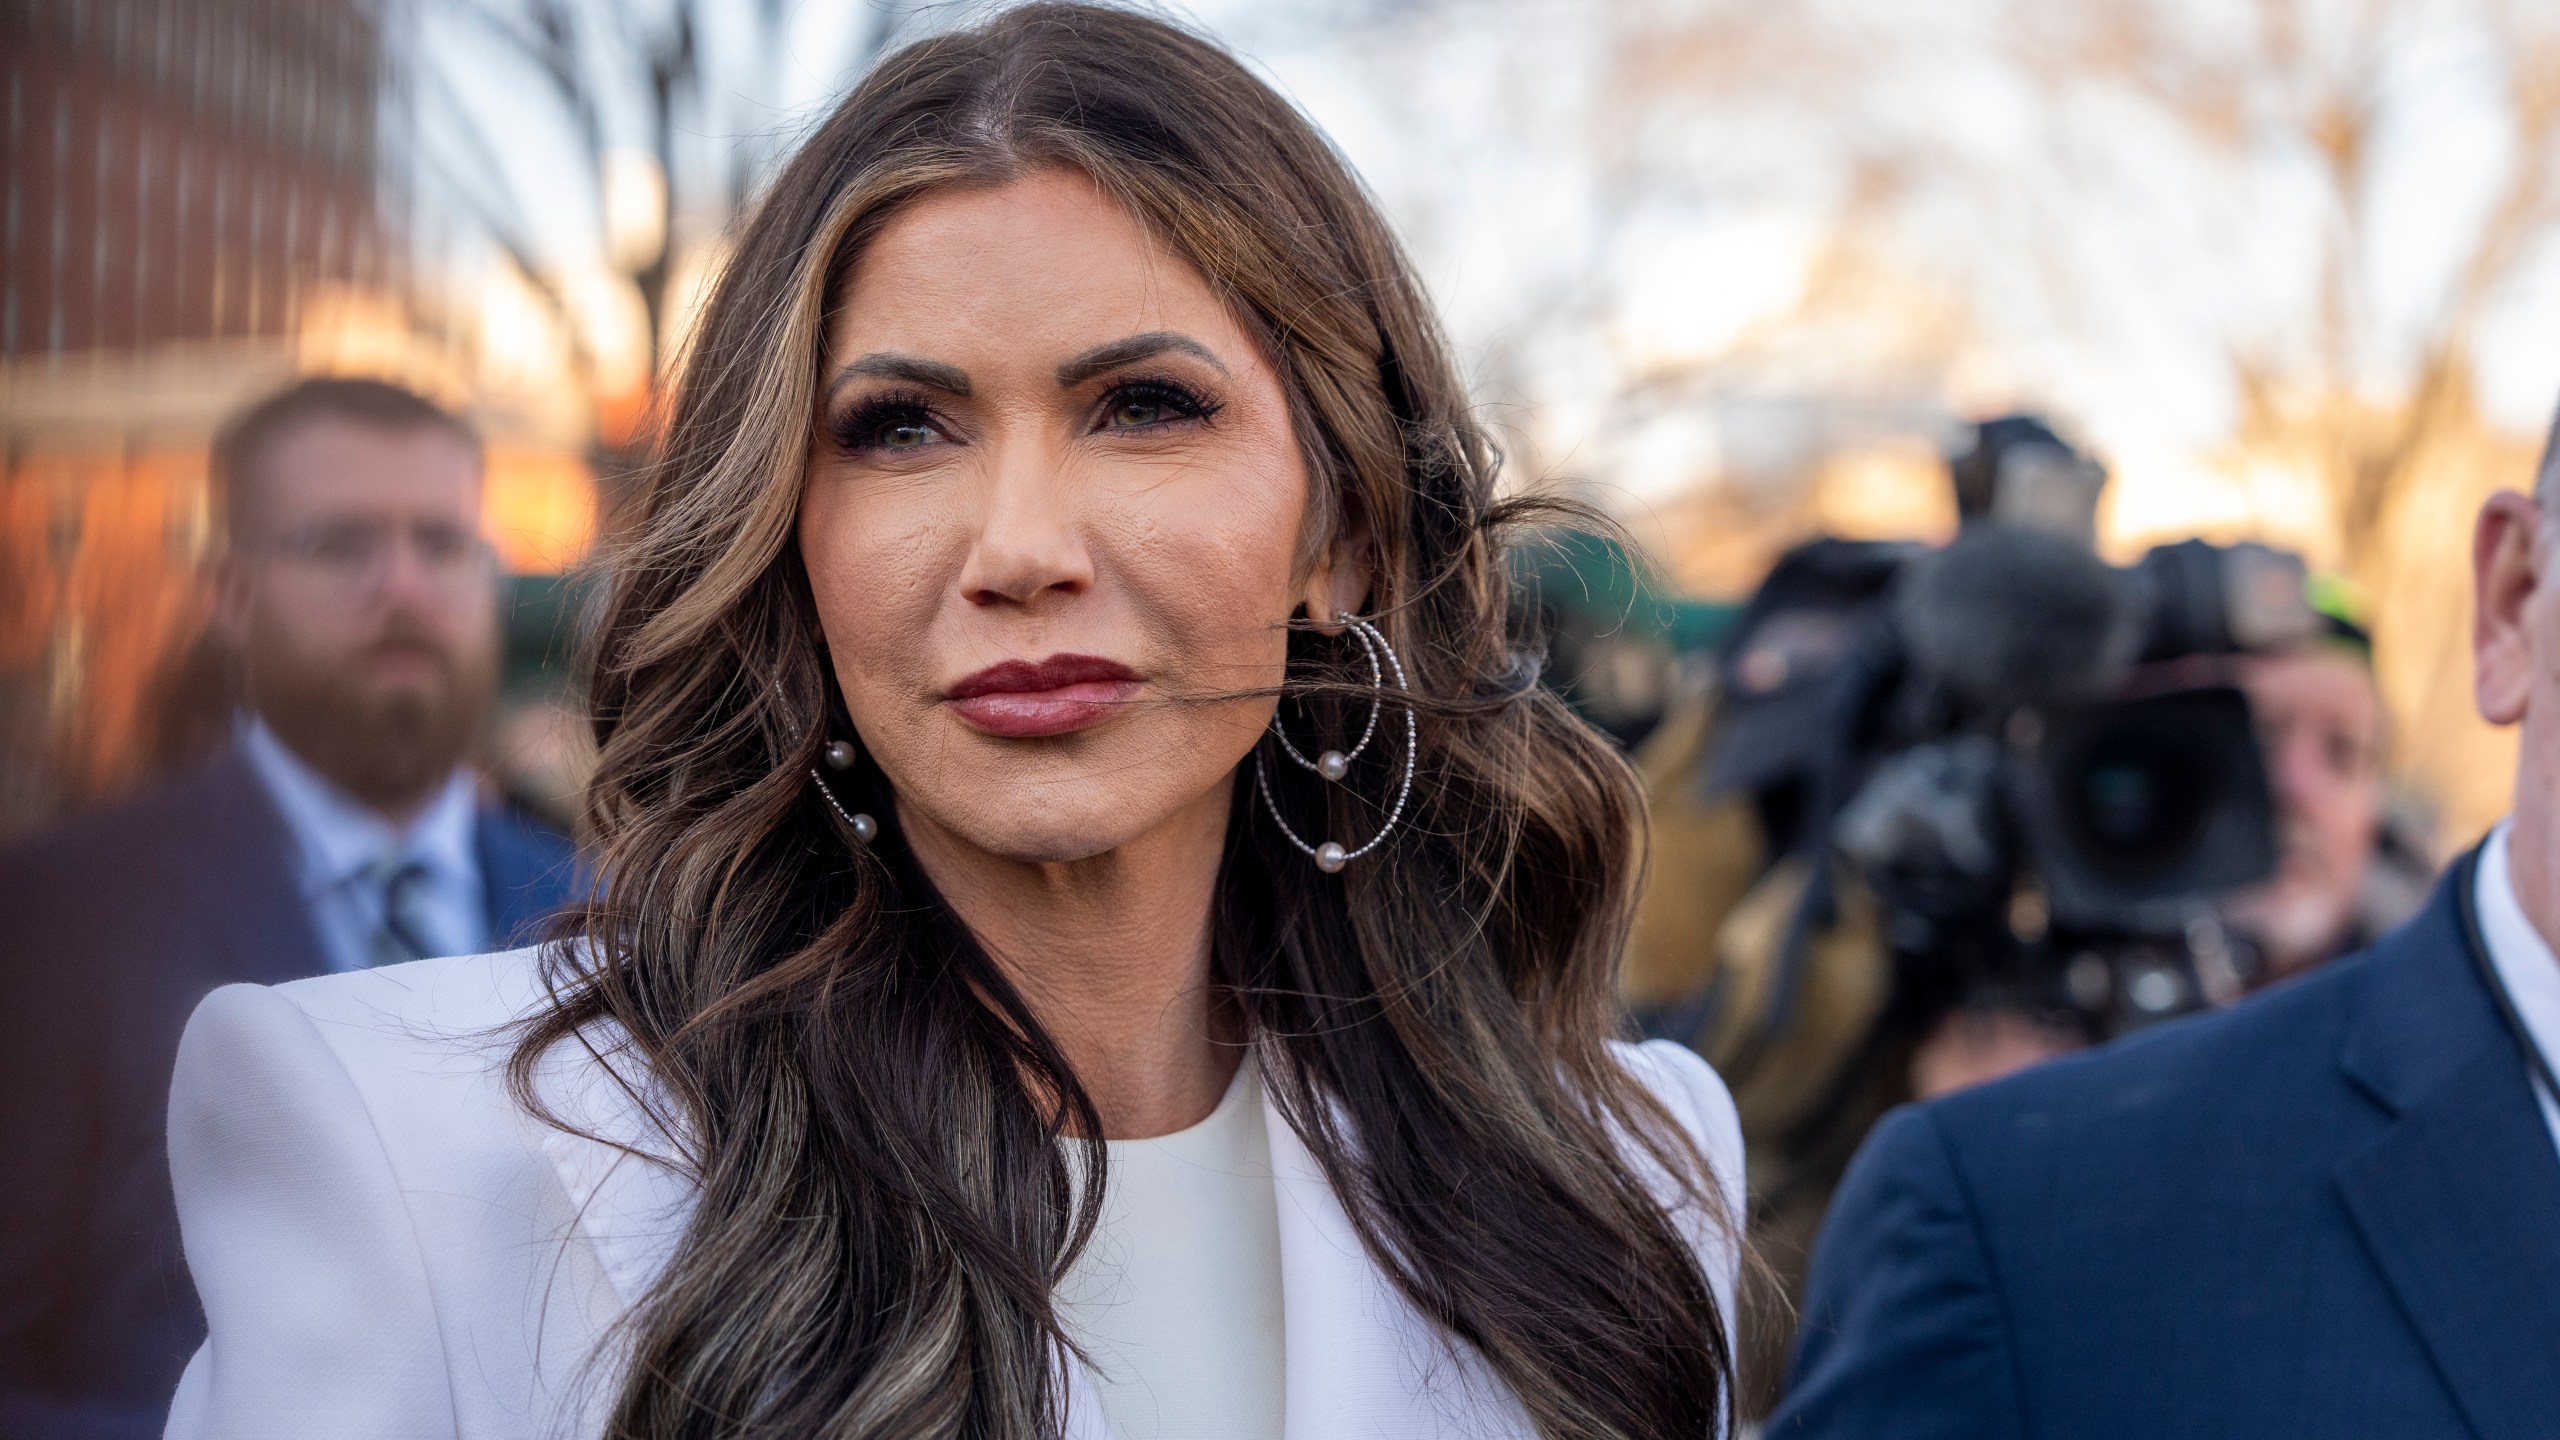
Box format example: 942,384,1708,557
1707,425,2318,1040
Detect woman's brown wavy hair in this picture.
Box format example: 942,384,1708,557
514,5,1735,1436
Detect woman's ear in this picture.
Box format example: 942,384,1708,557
1298,511,1374,636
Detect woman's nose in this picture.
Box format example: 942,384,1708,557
956,436,1095,608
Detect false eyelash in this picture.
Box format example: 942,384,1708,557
828,389,942,454
1098,376,1224,429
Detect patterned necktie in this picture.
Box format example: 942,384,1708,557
367,859,438,968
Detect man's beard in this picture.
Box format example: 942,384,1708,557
246,622,498,815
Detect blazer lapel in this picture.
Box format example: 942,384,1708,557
1263,1085,1536,1440
530,1029,698,1312
168,747,331,986
474,806,581,949
2332,885,2560,1440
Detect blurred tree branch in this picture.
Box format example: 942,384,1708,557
2003,0,2560,575
416,0,906,500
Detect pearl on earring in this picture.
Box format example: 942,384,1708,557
823,739,857,771
1255,613,1415,875
807,762,878,849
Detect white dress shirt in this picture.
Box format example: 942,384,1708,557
2469,823,2560,1159
240,718,486,971
1056,1058,1286,1440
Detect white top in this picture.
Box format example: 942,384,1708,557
2471,822,2560,1158
163,947,1746,1440
240,718,486,970
1057,1059,1286,1440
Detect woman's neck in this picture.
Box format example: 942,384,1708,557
900,783,1243,1140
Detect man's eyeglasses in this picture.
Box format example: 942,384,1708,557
258,519,498,599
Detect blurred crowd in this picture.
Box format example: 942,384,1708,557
1,380,580,1436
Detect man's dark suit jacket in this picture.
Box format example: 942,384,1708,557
0,745,579,1440
1770,865,2560,1440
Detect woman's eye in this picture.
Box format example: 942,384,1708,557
833,400,943,454
1098,382,1214,433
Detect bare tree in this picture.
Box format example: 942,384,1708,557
414,0,907,501
1995,0,2560,571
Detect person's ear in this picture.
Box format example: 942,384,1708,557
206,545,255,650
2474,489,2542,727
1297,506,1374,636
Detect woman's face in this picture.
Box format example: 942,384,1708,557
800,168,1360,864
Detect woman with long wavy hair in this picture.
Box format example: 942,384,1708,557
163,6,1744,1437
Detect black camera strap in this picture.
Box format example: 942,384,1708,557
2451,844,2560,1116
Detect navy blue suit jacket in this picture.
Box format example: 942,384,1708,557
1770,866,2560,1440
0,745,580,1440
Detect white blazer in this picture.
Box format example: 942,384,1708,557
163,947,1745,1440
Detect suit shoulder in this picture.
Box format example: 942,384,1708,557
1920,944,2380,1158
0,772,200,888
177,950,577,1200
270,946,681,1158
253,948,558,1106
0,755,277,911
272,946,556,1039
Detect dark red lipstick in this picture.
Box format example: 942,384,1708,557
944,654,1142,738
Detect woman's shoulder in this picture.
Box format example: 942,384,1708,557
266,943,560,1039
1603,1039,1747,1329
1609,1039,1742,1160
186,944,689,1175
175,948,562,1168
181,949,540,1111
168,948,676,1437
1607,1038,1748,1241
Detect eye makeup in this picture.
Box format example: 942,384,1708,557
1090,375,1224,433
825,372,1227,457
828,388,947,455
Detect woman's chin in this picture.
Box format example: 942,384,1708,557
895,798,1156,868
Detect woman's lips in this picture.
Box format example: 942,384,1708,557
944,654,1143,738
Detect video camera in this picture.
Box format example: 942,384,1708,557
1705,417,2320,1039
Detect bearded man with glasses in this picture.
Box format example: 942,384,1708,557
0,378,581,1440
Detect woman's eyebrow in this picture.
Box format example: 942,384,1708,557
830,353,972,396
1055,331,1227,387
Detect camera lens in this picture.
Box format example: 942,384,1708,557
2020,685,2277,929
2058,718,2215,878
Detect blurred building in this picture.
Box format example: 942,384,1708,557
3,0,394,362
1,0,597,837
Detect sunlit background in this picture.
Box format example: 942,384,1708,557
8,0,2558,845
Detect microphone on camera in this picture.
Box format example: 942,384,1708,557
1892,523,2143,714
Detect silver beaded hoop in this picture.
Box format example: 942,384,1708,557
795,679,878,846
1254,612,1417,873
809,760,879,845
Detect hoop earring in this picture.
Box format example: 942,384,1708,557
810,735,878,845
1254,611,1416,872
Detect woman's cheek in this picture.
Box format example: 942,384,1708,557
807,494,960,718
1118,479,1302,664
